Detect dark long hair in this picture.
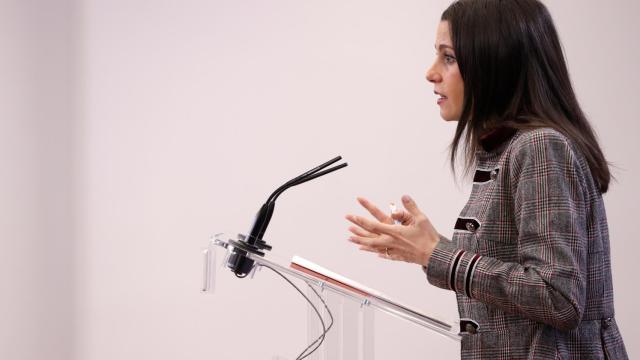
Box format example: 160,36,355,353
442,0,611,192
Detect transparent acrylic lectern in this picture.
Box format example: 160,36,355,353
203,233,461,360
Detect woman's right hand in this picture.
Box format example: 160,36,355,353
346,195,441,267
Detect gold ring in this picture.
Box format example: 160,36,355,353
385,247,390,256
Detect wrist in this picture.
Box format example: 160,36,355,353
420,235,440,267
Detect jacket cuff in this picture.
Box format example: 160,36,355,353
423,236,482,298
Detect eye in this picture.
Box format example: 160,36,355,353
444,54,457,64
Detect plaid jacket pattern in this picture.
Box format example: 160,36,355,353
425,128,627,359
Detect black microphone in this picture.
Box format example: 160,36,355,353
225,156,348,277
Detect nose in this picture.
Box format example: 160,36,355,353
426,62,441,84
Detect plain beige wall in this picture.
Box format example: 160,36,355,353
2,0,637,359
75,0,639,359
0,0,77,359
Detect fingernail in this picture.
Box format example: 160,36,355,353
402,195,412,203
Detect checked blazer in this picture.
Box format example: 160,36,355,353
425,128,628,359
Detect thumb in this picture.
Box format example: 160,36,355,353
401,195,422,217
391,210,413,225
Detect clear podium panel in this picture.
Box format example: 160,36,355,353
204,233,460,360
305,285,374,360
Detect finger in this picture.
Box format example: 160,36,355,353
401,195,423,217
379,249,406,261
391,210,413,225
348,226,375,238
348,235,392,249
357,197,393,224
345,214,397,236
358,245,380,253
378,252,405,262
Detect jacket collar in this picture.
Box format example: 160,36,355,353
479,126,517,153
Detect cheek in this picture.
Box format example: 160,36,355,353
449,76,464,103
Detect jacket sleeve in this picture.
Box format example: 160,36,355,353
425,130,589,331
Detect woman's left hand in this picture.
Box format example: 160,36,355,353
346,195,440,266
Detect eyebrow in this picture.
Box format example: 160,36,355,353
435,44,454,51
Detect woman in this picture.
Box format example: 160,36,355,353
345,0,628,358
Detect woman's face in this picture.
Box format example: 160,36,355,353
426,21,464,122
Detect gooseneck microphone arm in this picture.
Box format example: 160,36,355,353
253,160,348,241
225,156,348,277
266,156,344,204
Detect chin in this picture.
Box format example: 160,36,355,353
440,111,459,122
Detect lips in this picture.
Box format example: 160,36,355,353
435,90,447,105
434,90,447,99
